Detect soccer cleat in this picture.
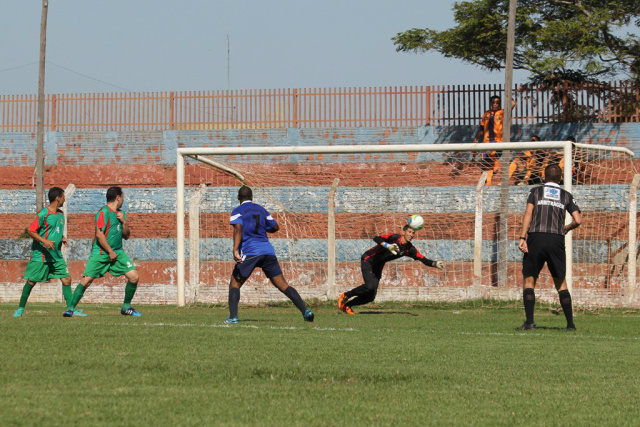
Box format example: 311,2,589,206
303,309,314,322
121,307,142,317
13,307,24,318
63,309,87,317
224,317,239,324
343,306,355,315
337,293,349,310
567,324,577,331
516,322,536,331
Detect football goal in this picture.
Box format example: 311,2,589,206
176,141,639,308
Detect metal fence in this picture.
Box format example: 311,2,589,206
1,81,638,132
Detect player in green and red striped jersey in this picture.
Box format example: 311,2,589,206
66,186,141,317
13,187,77,317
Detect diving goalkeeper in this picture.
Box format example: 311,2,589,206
338,223,444,314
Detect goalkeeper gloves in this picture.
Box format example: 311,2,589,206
434,261,445,270
382,242,399,255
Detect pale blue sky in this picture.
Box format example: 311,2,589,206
1,0,528,94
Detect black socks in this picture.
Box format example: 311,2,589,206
523,288,536,324
229,287,240,318
558,289,574,327
283,287,307,314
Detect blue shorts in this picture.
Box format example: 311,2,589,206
232,254,283,280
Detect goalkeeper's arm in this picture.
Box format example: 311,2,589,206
411,248,444,270
373,235,399,255
418,257,444,270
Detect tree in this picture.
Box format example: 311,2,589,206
392,0,640,82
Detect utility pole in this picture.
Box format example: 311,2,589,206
227,34,230,91
36,0,49,210
498,0,517,287
227,34,235,122
503,0,517,143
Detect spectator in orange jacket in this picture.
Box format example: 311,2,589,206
473,95,516,185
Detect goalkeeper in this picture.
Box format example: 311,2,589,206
338,223,444,315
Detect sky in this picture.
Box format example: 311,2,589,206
0,0,530,94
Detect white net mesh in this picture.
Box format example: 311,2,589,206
180,143,639,307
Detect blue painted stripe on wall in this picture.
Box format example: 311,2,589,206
2,123,639,166
0,237,627,264
0,185,636,214
1,131,168,166
0,238,177,261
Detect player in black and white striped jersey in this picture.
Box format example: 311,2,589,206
517,164,582,331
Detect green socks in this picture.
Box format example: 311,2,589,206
71,284,87,309
62,285,73,310
18,282,35,309
19,283,75,311
122,282,138,310
70,282,137,311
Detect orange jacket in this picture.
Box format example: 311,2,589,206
479,109,505,143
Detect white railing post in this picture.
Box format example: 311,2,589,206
61,184,76,262
473,172,488,287
188,184,207,304
628,174,640,307
564,141,573,292
326,178,340,299
176,153,186,307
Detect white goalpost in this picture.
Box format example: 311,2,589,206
176,141,637,308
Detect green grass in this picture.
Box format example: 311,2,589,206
1,301,639,427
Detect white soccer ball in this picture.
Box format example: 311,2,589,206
407,214,424,230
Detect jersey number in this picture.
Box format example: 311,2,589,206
253,214,261,234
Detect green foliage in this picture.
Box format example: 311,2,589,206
393,0,640,82
1,302,639,427
520,74,640,123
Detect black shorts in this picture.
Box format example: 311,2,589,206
522,233,566,279
232,254,283,281
361,259,384,292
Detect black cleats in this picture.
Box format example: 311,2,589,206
517,322,537,331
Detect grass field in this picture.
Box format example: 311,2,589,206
1,301,639,427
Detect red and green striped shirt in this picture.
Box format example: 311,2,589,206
29,207,65,262
91,206,127,256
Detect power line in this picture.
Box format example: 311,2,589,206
0,61,39,72
46,61,134,92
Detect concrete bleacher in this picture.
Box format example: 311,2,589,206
1,123,639,306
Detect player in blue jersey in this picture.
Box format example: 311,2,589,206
225,186,314,324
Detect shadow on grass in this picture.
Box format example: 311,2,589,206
514,325,572,331
535,325,573,331
357,311,419,316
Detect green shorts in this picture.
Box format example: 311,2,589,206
83,252,136,279
24,259,70,283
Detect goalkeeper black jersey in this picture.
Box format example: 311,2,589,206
361,233,435,268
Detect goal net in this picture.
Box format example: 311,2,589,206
176,142,639,308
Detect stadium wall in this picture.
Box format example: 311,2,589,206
1,123,640,307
